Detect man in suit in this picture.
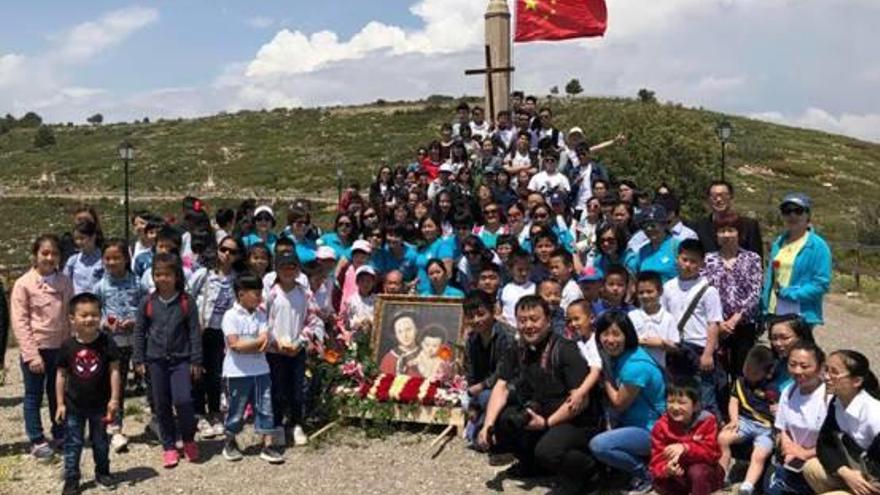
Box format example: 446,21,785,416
692,180,764,259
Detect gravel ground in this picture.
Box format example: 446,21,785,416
1,294,877,495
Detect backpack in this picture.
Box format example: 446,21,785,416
144,292,192,321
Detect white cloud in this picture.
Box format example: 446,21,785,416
246,16,274,29
244,0,483,77
750,108,880,142
695,75,746,93
55,6,159,62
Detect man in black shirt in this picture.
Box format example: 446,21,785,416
692,180,764,258
478,295,601,494
56,293,121,494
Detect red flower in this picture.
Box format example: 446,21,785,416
324,348,341,365
437,344,454,362
772,260,780,270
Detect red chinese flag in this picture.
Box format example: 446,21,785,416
515,0,607,42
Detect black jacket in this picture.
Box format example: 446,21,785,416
134,292,201,365
692,213,764,260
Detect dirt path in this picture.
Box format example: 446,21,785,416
0,296,877,495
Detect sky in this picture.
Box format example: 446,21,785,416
1,0,878,142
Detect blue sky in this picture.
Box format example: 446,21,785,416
1,0,878,142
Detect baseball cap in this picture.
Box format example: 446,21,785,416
254,205,274,219
316,246,337,260
568,126,585,136
439,163,455,174
641,204,668,225
352,239,372,254
780,192,812,211
577,266,604,283
275,252,300,268
355,265,377,278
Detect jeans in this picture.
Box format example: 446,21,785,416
667,342,723,417
464,389,492,445
63,410,110,481
266,352,306,428
193,328,224,417
224,374,275,435
589,426,652,481
653,463,725,495
20,348,63,444
112,346,133,429
764,461,817,495
149,359,197,450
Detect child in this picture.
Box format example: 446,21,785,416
629,271,679,370
499,248,535,326
220,274,284,464
718,345,778,495
266,252,325,447
133,253,201,468
475,262,503,302
650,376,724,495
591,264,633,318
93,238,146,452
549,249,582,310
537,279,566,338
64,220,105,295
11,234,74,461
246,243,272,279
189,235,244,439
405,326,450,380
55,293,122,494
132,217,163,277
140,225,191,292
340,265,378,333
339,239,373,305
576,266,604,305
662,239,723,415
565,299,603,414
130,210,154,267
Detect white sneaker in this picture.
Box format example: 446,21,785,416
111,433,129,453
292,425,308,446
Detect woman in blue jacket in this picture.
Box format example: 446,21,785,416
760,193,832,327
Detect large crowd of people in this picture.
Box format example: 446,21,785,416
1,94,878,495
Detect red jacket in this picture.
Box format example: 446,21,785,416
650,411,721,480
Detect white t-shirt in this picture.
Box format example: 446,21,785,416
661,277,723,348
775,382,829,450
500,280,536,326
628,307,680,369
573,163,594,210
576,333,603,370
470,120,491,140
833,389,880,450
221,303,270,378
560,279,583,310
528,171,570,194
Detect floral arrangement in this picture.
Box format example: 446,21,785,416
314,324,467,421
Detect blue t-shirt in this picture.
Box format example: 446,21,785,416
626,235,680,283
133,250,153,278
771,357,794,393
64,250,105,295
375,243,419,281
318,232,353,261
614,347,667,430
415,238,455,293
419,284,464,298
242,232,278,255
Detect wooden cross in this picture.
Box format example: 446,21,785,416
465,45,515,120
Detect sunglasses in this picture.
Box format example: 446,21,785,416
219,246,239,255
781,206,806,216
534,212,549,219
484,208,499,215
255,214,273,222
364,212,377,218
464,250,479,256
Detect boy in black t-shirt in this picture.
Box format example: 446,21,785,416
56,293,121,494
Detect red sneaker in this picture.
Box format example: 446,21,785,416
162,449,179,468
183,441,199,462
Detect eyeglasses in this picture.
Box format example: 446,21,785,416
781,206,806,216
219,246,239,255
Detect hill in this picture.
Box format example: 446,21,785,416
0,96,879,293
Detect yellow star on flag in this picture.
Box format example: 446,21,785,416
524,0,538,11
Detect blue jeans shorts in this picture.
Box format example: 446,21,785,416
737,416,774,451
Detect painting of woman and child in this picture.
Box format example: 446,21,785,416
372,296,465,383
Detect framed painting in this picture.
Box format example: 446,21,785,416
372,295,465,382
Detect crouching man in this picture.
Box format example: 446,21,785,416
478,295,602,495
